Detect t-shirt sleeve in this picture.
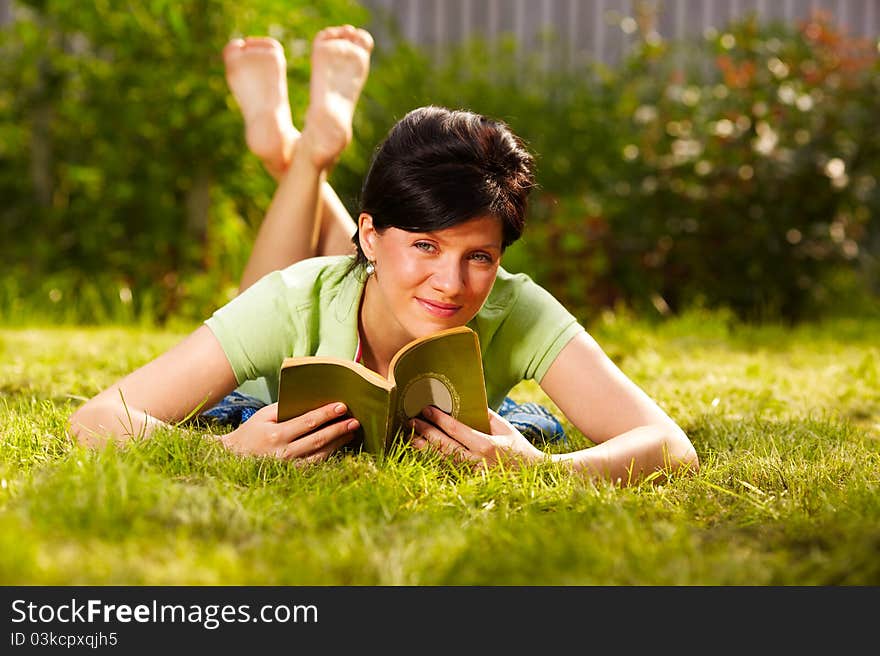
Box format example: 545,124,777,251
203,271,302,387
500,277,584,384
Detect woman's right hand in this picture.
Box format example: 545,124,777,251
220,401,359,464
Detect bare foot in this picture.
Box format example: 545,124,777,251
300,25,374,170
223,37,298,178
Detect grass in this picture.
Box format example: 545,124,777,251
0,309,877,585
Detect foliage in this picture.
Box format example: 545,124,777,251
597,12,880,320
341,11,880,322
1,5,878,324
0,0,366,323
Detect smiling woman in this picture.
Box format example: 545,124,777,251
356,213,504,375
68,25,698,485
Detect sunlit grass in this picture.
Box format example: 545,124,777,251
0,311,877,585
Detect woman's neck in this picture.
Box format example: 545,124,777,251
357,277,410,378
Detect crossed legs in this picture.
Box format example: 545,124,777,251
223,26,373,291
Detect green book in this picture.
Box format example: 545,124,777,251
277,326,490,455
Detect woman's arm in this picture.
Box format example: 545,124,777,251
408,331,698,485
68,325,360,461
68,325,240,447
538,331,699,483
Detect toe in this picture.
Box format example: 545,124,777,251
352,28,374,52
314,26,342,42
315,25,358,43
222,38,246,60
243,36,283,51
313,25,374,53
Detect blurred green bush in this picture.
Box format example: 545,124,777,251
342,11,880,322
1,4,878,324
0,0,366,324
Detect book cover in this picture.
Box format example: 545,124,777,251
276,326,490,454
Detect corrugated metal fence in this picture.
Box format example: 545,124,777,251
362,0,880,65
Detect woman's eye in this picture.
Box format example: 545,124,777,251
470,252,493,263
414,242,435,252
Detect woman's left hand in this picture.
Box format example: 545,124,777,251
408,405,548,468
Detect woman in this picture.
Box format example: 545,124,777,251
69,26,698,484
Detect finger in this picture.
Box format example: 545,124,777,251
404,427,428,449
282,417,359,460
293,429,358,466
282,402,348,441
411,417,473,460
283,417,359,459
488,411,515,435
252,402,279,422
419,405,483,450
283,429,356,464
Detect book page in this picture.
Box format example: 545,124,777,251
390,328,491,434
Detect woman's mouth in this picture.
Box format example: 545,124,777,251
415,297,462,318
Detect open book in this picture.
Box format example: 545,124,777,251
277,326,490,454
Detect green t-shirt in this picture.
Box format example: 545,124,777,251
205,255,583,411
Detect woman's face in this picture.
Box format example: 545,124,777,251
359,213,503,341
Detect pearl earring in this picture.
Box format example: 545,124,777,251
365,260,375,276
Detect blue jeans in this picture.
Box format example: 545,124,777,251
202,392,567,445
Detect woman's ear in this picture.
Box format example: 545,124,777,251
358,213,376,260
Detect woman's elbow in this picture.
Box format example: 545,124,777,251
666,427,699,475
68,402,115,449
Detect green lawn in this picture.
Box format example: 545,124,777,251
1,311,877,585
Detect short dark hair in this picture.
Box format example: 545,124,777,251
352,105,535,267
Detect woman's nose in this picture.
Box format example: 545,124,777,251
431,259,465,296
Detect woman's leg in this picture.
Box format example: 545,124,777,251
223,27,372,291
